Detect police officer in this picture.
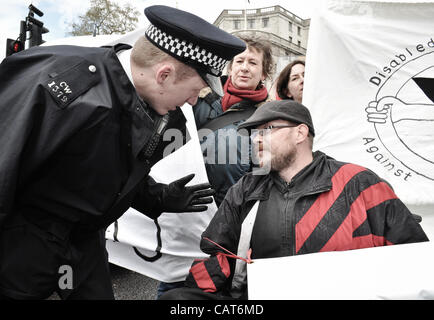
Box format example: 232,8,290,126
0,5,246,300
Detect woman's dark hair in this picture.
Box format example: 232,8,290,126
276,59,305,99
227,36,274,80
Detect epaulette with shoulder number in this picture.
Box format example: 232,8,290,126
43,59,101,109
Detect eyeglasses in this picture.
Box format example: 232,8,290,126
250,124,299,139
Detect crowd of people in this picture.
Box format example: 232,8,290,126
0,4,429,301
158,35,307,298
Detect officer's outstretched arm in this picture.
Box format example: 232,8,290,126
132,174,215,219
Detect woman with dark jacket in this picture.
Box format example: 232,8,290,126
193,36,274,207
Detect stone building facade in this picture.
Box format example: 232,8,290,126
214,5,310,85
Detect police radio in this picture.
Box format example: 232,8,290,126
142,114,170,159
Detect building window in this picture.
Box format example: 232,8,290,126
288,21,293,31
289,36,292,43
262,17,269,28
298,40,301,47
248,19,255,29
297,26,301,36
234,20,240,29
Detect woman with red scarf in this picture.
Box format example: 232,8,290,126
193,36,274,207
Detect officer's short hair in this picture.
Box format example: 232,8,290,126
131,36,196,82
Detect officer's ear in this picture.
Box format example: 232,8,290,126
155,63,175,85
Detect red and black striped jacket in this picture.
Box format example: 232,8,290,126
185,151,428,296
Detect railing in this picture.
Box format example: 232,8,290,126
219,5,310,26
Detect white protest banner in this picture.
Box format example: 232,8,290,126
44,29,217,282
303,0,434,238
248,241,434,299
105,103,217,282
245,0,434,300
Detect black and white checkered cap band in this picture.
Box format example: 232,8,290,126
146,24,228,76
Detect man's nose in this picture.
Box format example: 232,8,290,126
253,133,262,145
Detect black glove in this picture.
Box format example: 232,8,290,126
159,174,215,213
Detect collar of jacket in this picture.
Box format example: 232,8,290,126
130,99,188,161
244,151,334,203
224,94,270,113
130,96,156,158
104,46,156,160
226,99,258,111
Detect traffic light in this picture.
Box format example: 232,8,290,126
6,38,24,57
29,22,49,47
5,4,49,57
27,8,49,47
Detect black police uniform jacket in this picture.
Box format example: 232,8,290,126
185,151,428,297
0,44,187,239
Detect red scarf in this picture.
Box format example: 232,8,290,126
221,77,268,111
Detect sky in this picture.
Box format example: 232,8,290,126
0,0,318,59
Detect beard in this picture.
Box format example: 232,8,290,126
270,147,297,172
253,146,297,174
252,136,297,175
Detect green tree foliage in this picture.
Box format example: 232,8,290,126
69,0,139,36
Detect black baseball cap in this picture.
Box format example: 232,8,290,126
238,100,315,136
144,5,246,96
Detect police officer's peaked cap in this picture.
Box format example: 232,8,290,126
238,100,315,137
144,5,246,96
